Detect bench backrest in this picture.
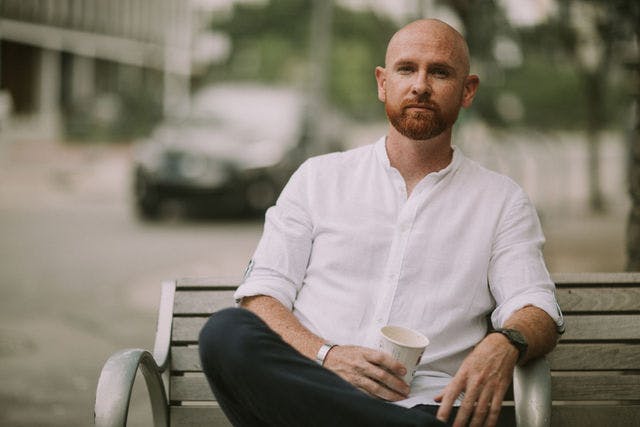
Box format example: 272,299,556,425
163,278,235,426
548,273,640,426
161,273,640,427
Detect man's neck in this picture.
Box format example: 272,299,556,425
385,126,454,196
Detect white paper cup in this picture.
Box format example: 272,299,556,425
378,325,430,384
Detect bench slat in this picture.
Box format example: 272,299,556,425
172,347,202,372
170,405,232,427
556,288,640,312
551,374,640,401
173,318,208,344
172,314,640,346
175,277,239,289
174,291,236,315
171,376,214,401
550,405,640,427
553,272,640,285
548,343,640,370
174,345,640,372
169,372,640,403
561,315,640,340
174,343,640,373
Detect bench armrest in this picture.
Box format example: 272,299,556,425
513,357,551,427
94,349,169,427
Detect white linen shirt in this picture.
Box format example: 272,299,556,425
235,137,564,407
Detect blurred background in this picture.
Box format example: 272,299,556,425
0,0,638,425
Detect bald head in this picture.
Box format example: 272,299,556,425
385,19,471,76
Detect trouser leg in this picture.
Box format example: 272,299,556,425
199,307,445,427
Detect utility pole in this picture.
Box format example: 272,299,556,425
163,0,192,118
307,0,333,156
627,20,640,270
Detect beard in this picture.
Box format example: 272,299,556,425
386,100,456,141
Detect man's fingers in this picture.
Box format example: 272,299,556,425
354,376,407,401
452,380,480,427
326,346,410,401
358,362,409,397
436,380,463,423
365,349,407,378
483,383,509,427
468,385,493,427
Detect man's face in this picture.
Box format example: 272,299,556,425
376,22,478,141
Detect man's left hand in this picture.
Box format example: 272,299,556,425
434,333,519,427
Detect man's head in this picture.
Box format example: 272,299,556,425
375,19,479,141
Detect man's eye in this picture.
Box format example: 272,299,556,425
397,66,413,74
432,69,450,78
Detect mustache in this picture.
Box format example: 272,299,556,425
401,97,438,110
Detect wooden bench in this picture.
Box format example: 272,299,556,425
94,273,640,426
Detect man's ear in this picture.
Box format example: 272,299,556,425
375,66,386,103
461,74,480,108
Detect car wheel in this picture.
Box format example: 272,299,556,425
244,178,278,214
134,169,162,220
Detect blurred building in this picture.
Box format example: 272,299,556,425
0,0,230,140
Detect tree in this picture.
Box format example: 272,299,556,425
205,0,397,120
620,3,640,270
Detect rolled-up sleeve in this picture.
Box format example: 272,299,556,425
488,190,565,333
234,160,314,310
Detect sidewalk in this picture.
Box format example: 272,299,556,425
0,138,131,209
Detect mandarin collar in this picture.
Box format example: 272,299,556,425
374,136,464,179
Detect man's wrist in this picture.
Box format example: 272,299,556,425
490,328,528,363
316,343,337,365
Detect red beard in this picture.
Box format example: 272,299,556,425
386,99,454,140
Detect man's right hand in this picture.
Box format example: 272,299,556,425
323,345,410,401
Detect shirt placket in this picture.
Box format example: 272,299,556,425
370,173,422,336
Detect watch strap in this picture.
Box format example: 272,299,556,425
492,328,528,363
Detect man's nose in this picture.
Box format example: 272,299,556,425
411,71,432,96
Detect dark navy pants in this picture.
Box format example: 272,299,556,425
198,307,449,427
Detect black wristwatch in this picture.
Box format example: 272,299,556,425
491,328,528,363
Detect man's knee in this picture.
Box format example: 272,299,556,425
199,307,263,372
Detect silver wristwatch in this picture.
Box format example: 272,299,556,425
315,343,337,365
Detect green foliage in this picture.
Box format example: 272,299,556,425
504,57,586,129
207,0,396,120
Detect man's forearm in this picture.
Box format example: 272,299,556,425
503,305,559,364
240,295,325,360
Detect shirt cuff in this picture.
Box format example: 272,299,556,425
491,291,565,334
234,277,297,311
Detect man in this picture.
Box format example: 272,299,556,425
199,19,564,427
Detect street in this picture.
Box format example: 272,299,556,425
0,138,628,426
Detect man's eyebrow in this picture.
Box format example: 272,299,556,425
392,60,417,68
428,62,456,71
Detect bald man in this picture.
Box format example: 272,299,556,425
199,19,564,427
